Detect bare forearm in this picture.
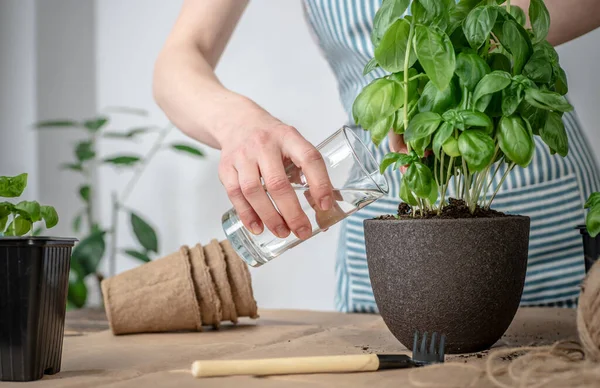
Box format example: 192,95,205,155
512,0,600,45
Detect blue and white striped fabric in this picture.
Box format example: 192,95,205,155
302,0,600,312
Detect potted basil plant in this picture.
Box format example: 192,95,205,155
580,192,600,272
353,0,573,353
0,173,77,382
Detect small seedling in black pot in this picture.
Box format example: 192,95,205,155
0,173,77,382
579,193,600,273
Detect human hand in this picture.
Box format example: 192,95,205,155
388,131,409,173
216,100,335,240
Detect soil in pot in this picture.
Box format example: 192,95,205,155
364,199,530,354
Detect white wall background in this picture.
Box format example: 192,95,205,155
2,0,600,311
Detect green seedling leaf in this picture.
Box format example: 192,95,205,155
15,201,41,222
463,5,497,50
586,204,600,238
455,51,491,91
103,127,153,139
0,173,28,198
171,144,205,157
433,122,454,158
529,0,550,44
498,115,535,167
41,205,59,229
123,249,152,263
405,162,434,198
472,71,512,106
83,117,109,133
352,78,404,129
130,212,158,253
375,19,417,73
68,276,88,309
75,141,96,162
363,57,380,75
418,80,459,114
540,111,568,157
371,0,410,46
371,114,395,146
5,217,32,236
585,193,600,209
524,88,573,112
414,25,456,91
36,120,79,128
72,230,106,277
103,155,141,166
405,112,442,142
79,185,91,202
458,130,495,171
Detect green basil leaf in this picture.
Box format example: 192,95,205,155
523,50,553,84
363,57,380,75
83,117,108,133
405,112,442,142
371,0,410,46
524,88,573,112
540,111,568,157
586,204,600,238
5,217,32,236
414,25,456,91
585,193,600,209
353,78,405,129
475,94,494,113
130,212,158,253
433,122,454,158
0,202,13,219
501,82,524,116
375,18,417,73
41,205,59,229
75,141,96,162
463,5,497,49
0,173,28,198
15,201,41,222
442,109,464,130
488,53,512,72
0,216,8,232
442,136,461,157
506,5,526,26
124,249,152,263
411,0,453,29
418,80,459,114
389,68,419,101
455,51,491,91
410,134,432,158
400,176,419,206
371,114,395,146
498,115,535,167
72,230,106,276
473,71,512,104
458,130,495,171
393,98,419,134
459,110,493,134
405,162,434,197
529,0,550,44
394,154,417,170
554,66,569,95
380,152,401,174
502,20,532,75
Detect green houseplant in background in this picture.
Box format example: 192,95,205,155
353,0,581,353
36,107,205,309
1,173,77,382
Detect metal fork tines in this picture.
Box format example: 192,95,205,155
412,331,446,365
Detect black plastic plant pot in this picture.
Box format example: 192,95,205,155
0,237,77,382
577,225,600,273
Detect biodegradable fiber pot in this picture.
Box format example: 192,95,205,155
364,216,530,354
0,237,77,382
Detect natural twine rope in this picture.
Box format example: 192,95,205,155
408,260,600,387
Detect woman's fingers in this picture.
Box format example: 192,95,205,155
235,159,291,239
219,165,263,234
281,129,335,213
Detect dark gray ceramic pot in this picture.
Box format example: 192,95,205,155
364,216,530,354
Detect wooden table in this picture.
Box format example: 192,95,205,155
6,307,578,387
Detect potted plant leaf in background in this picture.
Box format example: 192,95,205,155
36,107,205,309
580,192,600,272
353,0,574,353
0,173,77,382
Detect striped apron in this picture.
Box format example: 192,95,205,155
302,0,600,312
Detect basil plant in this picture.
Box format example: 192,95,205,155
353,0,572,215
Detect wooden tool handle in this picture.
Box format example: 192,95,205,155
191,354,380,378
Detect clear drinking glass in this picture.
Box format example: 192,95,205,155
222,126,389,267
